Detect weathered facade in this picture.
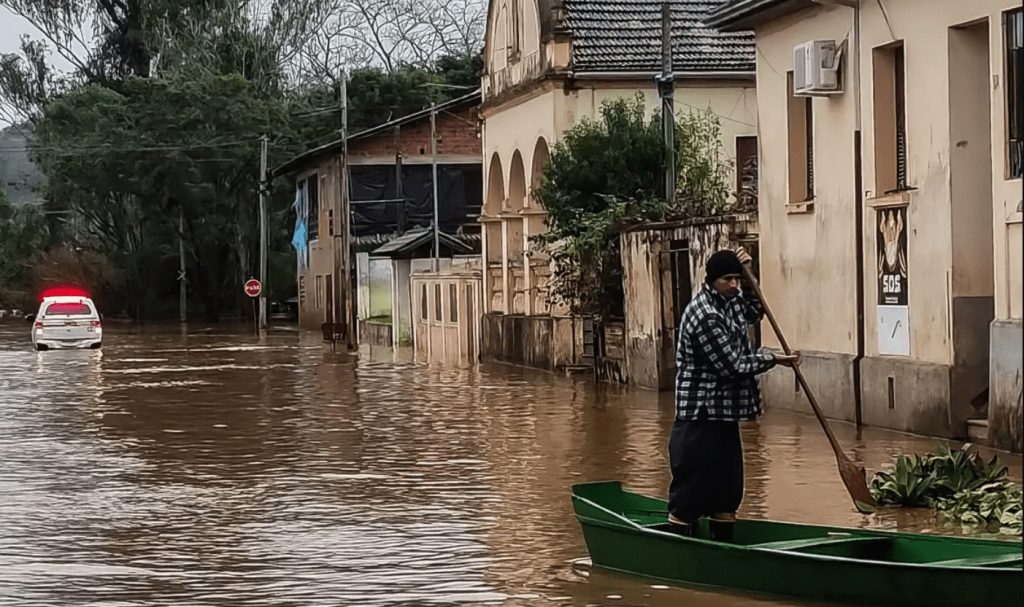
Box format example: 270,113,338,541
287,156,354,339
709,0,1023,451
620,214,760,390
480,0,760,372
274,92,483,340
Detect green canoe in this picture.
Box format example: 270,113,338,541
572,481,1022,607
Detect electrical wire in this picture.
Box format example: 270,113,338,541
0,137,265,154
876,0,897,41
757,44,781,77
673,99,757,129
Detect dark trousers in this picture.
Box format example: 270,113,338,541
667,410,744,522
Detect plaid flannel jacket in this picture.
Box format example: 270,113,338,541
674,286,776,421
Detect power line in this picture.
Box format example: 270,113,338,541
0,137,265,154
673,100,757,129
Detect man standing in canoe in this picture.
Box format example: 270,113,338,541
669,248,799,541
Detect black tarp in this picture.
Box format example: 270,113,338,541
349,164,482,237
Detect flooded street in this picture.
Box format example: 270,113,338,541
1,322,1020,607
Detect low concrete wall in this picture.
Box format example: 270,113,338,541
761,351,857,424
359,320,393,347
989,319,1023,453
860,357,955,439
482,312,584,371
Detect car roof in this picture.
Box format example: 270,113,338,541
40,297,98,311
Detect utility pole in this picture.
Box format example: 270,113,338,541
179,210,186,323
656,2,676,202
430,102,440,271
334,70,354,349
258,134,268,335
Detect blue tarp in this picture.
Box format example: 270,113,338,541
291,187,308,271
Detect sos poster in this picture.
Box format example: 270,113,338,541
877,207,908,306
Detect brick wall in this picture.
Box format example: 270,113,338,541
347,104,481,159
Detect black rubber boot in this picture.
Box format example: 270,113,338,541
669,522,694,537
668,514,694,537
709,519,735,543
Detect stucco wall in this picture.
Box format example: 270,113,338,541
755,6,861,358
752,0,1021,440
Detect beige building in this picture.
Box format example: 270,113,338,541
480,0,759,371
708,0,1022,451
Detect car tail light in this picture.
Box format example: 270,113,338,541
91,320,102,327
34,321,43,329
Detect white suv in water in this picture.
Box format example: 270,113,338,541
31,296,103,351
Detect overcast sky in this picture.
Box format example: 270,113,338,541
2,5,79,68
0,6,27,55
1,6,79,127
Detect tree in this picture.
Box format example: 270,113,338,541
29,72,295,320
288,0,486,86
0,185,48,301
2,0,483,321
535,94,733,320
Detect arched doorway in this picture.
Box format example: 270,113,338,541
485,152,505,218
528,137,549,209
506,150,527,314
484,153,505,313
523,138,551,314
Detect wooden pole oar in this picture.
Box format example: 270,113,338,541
741,264,878,513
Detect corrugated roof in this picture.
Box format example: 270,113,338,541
563,0,755,73
369,228,476,258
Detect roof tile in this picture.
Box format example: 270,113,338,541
563,0,755,73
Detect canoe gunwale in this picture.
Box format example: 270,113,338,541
572,492,1022,572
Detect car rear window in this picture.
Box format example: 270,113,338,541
45,302,92,315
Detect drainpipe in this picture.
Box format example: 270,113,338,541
815,0,864,426
852,0,865,429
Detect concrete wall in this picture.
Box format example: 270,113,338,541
990,320,1023,452
752,0,1022,443
481,313,586,371
392,260,413,346
620,215,758,390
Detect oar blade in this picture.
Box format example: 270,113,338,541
838,457,877,513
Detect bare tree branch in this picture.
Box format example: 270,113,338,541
287,0,486,88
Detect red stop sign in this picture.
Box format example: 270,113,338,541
244,279,262,298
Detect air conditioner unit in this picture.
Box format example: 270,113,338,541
793,40,841,96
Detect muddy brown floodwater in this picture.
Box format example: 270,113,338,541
0,322,1020,606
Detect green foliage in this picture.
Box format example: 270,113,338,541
0,187,49,297
30,69,292,319
292,54,480,139
1,0,479,320
870,443,1022,535
534,94,733,319
870,453,940,507
935,481,1023,533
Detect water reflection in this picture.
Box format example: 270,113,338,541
0,322,1019,606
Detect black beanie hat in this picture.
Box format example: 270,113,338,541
705,250,745,285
